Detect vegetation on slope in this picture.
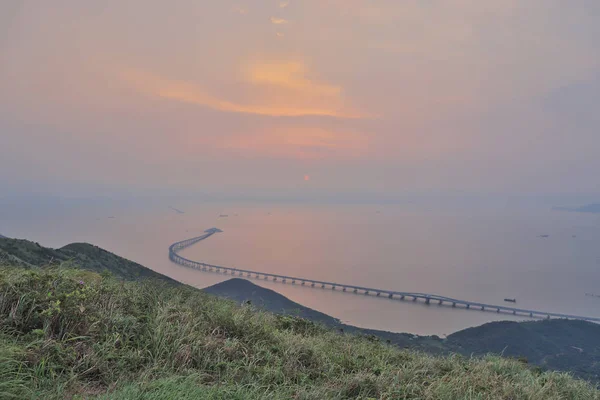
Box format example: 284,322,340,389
205,278,600,382
0,237,177,283
446,319,600,383
0,265,598,399
205,278,446,353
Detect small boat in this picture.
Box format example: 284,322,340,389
504,298,516,303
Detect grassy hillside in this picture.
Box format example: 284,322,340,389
446,320,600,383
0,265,598,399
205,278,445,353
205,278,600,382
0,237,178,283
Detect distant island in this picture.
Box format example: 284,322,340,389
553,203,600,213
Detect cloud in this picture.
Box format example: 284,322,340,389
276,32,285,38
232,6,247,14
218,127,368,159
243,61,340,96
279,1,290,8
119,63,368,119
270,17,288,24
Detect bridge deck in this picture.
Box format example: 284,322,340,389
169,231,600,323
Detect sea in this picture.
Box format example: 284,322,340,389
2,198,599,335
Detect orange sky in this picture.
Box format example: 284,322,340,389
1,1,599,196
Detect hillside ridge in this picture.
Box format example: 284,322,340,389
0,237,178,283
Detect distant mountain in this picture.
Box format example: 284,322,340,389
0,234,6,238
0,237,179,283
206,278,600,382
554,203,600,213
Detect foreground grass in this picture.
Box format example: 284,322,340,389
0,266,598,399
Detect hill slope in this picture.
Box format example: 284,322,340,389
205,278,444,352
204,278,341,325
0,237,178,283
446,319,600,382
0,265,598,399
206,278,600,382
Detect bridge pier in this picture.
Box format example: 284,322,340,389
292,280,295,284
321,284,325,289
365,291,370,295
332,286,336,290
425,298,430,305
452,302,456,307
353,289,358,293
311,283,315,287
400,295,405,300
388,293,393,299
376,292,380,297
343,287,347,292
301,281,305,285
438,300,443,305
466,304,470,309
481,306,485,311
412,296,417,301
497,308,500,313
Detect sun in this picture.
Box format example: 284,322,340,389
304,175,310,181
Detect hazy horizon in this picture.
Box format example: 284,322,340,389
2,1,600,198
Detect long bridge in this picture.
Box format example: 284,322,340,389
169,229,600,323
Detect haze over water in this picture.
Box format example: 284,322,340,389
1,1,600,336
3,199,599,335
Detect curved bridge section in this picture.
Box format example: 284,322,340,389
169,229,600,323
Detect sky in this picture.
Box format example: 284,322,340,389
1,1,599,199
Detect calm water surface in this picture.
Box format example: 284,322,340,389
2,201,599,335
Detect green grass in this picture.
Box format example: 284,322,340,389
0,265,598,399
